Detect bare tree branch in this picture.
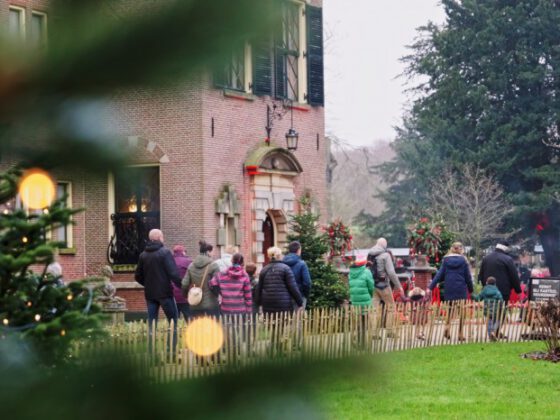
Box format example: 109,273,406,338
427,164,515,261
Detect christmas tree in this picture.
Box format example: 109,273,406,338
0,167,102,365
287,196,348,309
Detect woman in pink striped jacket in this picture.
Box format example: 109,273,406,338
209,253,252,314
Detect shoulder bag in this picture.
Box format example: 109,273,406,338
187,265,210,306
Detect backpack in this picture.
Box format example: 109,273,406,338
367,253,388,289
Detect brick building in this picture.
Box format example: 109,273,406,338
1,0,327,313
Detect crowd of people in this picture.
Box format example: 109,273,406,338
348,238,529,341
134,229,311,336
134,228,542,351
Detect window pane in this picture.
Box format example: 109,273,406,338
115,167,160,213
30,13,46,48
8,9,23,40
278,1,300,100
224,44,245,90
287,55,298,100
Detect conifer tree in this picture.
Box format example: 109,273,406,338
379,0,560,271
0,167,102,365
287,196,348,309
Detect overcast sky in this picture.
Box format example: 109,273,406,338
324,0,446,147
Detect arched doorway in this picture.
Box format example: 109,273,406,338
262,214,275,265
246,146,302,267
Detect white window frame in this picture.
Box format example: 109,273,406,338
54,181,73,248
244,42,253,93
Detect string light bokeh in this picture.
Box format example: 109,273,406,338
183,317,224,356
18,169,56,210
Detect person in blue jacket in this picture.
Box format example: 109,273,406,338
427,242,473,340
283,241,311,309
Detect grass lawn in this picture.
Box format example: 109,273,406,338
314,342,560,419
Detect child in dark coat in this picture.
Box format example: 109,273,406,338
472,276,504,341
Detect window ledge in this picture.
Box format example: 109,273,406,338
112,264,137,273
59,247,77,255
112,281,143,290
286,102,310,112
223,89,256,101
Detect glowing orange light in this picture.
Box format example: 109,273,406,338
18,169,56,210
184,317,224,356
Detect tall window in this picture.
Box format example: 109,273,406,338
30,11,47,49
275,1,304,101
8,6,25,42
215,42,252,92
110,166,160,264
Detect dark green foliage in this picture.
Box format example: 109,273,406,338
378,0,560,269
0,167,102,365
353,208,408,248
287,198,348,309
0,336,366,420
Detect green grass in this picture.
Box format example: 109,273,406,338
314,342,560,419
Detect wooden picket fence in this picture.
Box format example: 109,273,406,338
77,300,545,382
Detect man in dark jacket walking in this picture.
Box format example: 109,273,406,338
255,247,304,313
478,242,522,303
283,241,311,309
135,229,181,356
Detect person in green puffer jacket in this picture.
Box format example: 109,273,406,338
349,254,374,347
349,254,375,307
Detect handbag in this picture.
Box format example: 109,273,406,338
187,265,210,306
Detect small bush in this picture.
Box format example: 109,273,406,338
537,297,560,361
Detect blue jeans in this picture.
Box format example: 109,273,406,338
487,318,500,337
146,297,178,359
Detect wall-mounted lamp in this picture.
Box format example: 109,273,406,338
265,100,299,151
285,103,299,151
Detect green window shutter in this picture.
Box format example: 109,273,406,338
306,5,324,106
253,37,273,96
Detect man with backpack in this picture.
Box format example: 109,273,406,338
368,238,405,335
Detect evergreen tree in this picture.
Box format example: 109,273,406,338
0,167,102,365
287,197,348,309
379,0,560,273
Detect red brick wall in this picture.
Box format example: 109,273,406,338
1,0,327,312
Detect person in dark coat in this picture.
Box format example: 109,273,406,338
245,262,259,314
428,242,473,340
283,241,311,309
478,242,522,303
172,245,192,321
255,247,303,313
135,229,181,356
